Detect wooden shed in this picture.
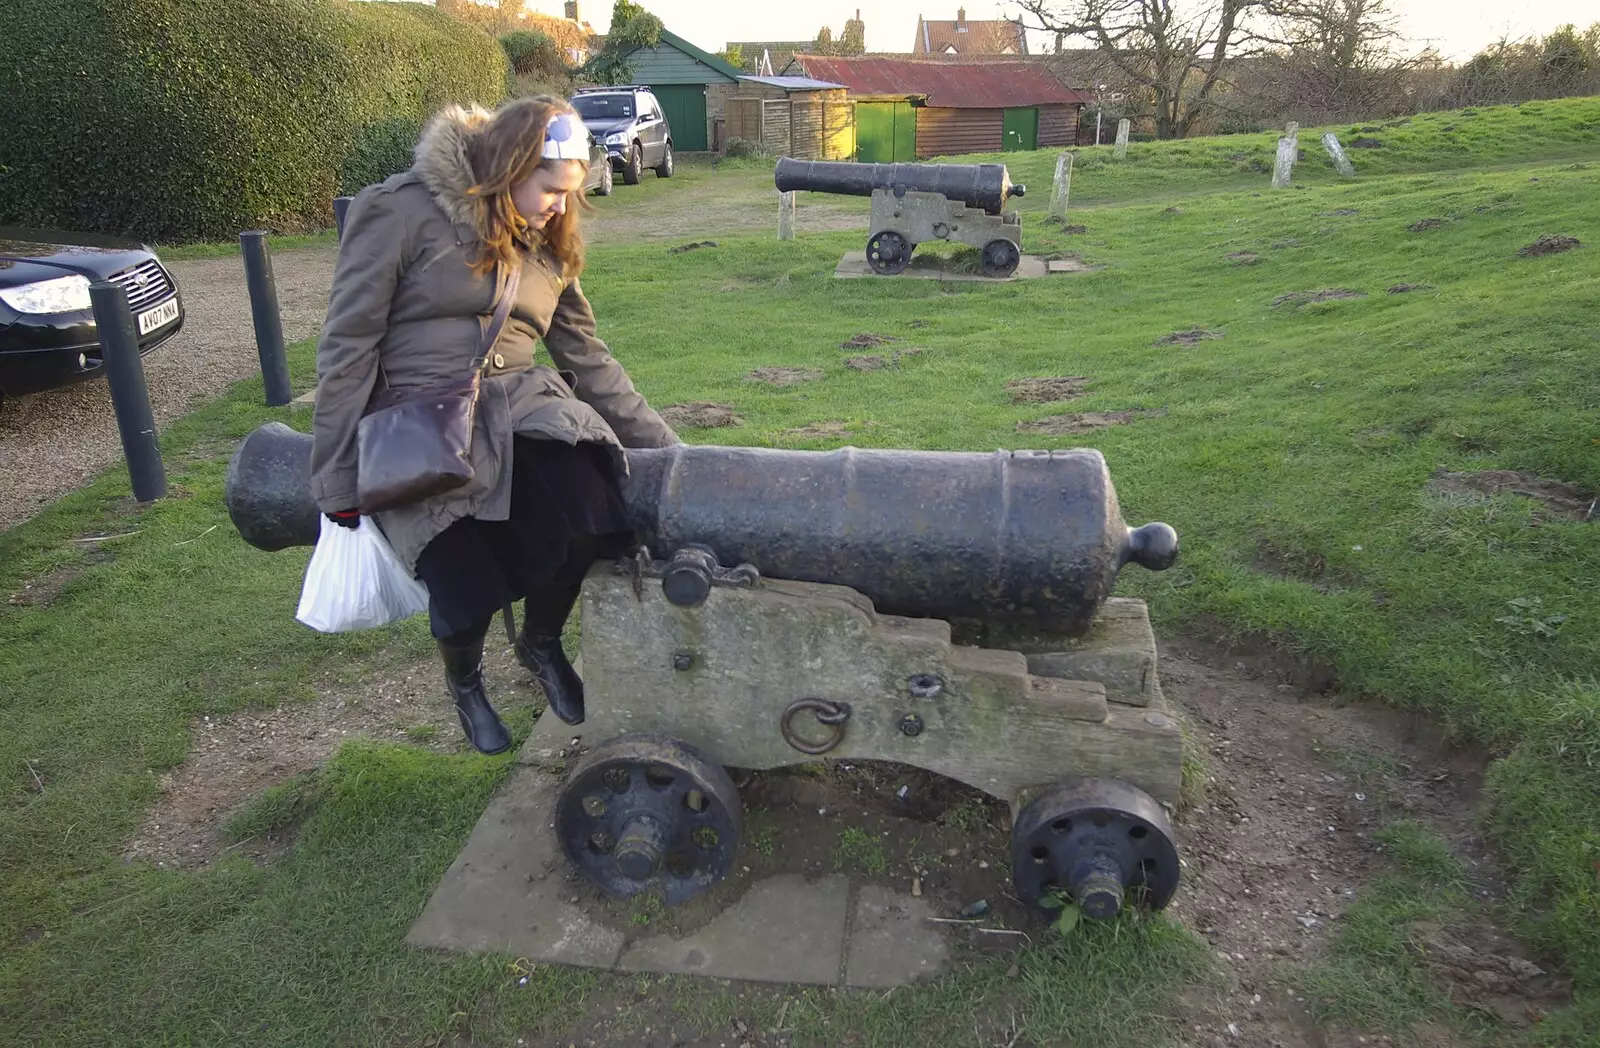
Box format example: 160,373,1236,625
784,56,1089,162
726,76,854,160
604,27,742,152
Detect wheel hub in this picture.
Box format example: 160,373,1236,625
555,734,743,905
1010,778,1181,917
867,231,911,275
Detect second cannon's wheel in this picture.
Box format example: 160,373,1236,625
1010,778,1181,920
866,231,911,275
555,734,743,905
981,238,1021,278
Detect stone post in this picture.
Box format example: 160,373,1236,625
1271,136,1297,188
1050,152,1074,218
1113,119,1131,158
1322,133,1357,176
778,191,795,241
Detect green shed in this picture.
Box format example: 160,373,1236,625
607,28,742,152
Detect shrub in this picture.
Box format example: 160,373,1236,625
501,28,575,98
0,0,507,242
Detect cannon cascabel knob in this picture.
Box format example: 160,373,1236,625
1124,522,1180,571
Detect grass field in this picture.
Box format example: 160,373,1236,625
3,98,1598,1046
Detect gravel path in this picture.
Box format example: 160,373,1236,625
0,247,339,531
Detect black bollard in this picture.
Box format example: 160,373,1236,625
333,196,353,239
240,231,292,407
90,282,167,503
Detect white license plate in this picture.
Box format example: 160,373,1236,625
137,297,180,336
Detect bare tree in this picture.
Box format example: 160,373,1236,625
1252,0,1416,120
1016,0,1268,138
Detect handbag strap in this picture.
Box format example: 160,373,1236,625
373,259,526,393
471,262,524,374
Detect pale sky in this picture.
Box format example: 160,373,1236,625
531,1,1596,63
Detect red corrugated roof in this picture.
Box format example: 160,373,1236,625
791,56,1089,109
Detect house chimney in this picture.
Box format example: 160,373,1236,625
957,7,966,29
565,1,580,21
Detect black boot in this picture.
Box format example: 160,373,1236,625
515,628,585,725
439,632,511,755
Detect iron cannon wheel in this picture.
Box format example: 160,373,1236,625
981,239,1021,278
866,231,911,275
1009,778,1180,920
555,734,743,905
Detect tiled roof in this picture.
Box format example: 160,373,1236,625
915,15,1028,55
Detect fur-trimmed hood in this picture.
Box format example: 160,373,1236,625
412,103,493,229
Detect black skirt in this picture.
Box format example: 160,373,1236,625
414,436,635,638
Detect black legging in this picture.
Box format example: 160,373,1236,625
437,534,601,648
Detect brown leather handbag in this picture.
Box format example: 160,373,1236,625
354,264,523,514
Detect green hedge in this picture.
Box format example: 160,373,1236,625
0,0,506,243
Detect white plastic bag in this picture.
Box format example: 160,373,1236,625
295,515,430,632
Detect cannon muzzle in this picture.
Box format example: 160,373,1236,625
774,158,1024,216
226,423,1176,636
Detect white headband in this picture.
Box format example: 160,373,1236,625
543,112,590,160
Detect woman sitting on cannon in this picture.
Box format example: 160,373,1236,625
309,97,679,754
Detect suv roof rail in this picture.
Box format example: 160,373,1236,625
575,85,652,93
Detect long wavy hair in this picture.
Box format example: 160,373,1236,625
462,95,590,280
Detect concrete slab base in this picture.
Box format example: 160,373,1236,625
834,250,1078,281
407,711,957,988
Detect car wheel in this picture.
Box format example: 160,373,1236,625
622,143,643,185
655,142,674,178
595,162,613,196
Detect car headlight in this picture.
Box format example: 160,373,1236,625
605,132,628,144
0,274,93,314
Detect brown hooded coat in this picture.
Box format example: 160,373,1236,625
309,104,679,573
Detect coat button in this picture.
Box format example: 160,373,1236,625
493,353,505,368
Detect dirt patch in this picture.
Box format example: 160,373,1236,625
1156,329,1225,347
1415,922,1572,1027
1349,137,1383,149
1322,209,1361,217
1387,283,1435,294
782,420,874,439
1064,224,1088,234
1226,251,1259,266
1518,235,1581,257
668,241,718,255
659,402,743,429
1163,207,1185,215
1408,218,1444,232
1017,411,1137,435
744,367,823,387
1005,376,1091,404
841,333,900,349
1159,637,1568,1047
1272,288,1367,309
6,548,116,606
125,645,542,869
843,348,924,371
1427,469,1595,522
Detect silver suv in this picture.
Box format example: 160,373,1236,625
571,86,675,185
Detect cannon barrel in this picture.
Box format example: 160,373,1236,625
225,423,1176,635
774,158,1024,216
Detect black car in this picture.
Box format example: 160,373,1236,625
581,129,614,197
571,86,675,185
0,228,184,407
